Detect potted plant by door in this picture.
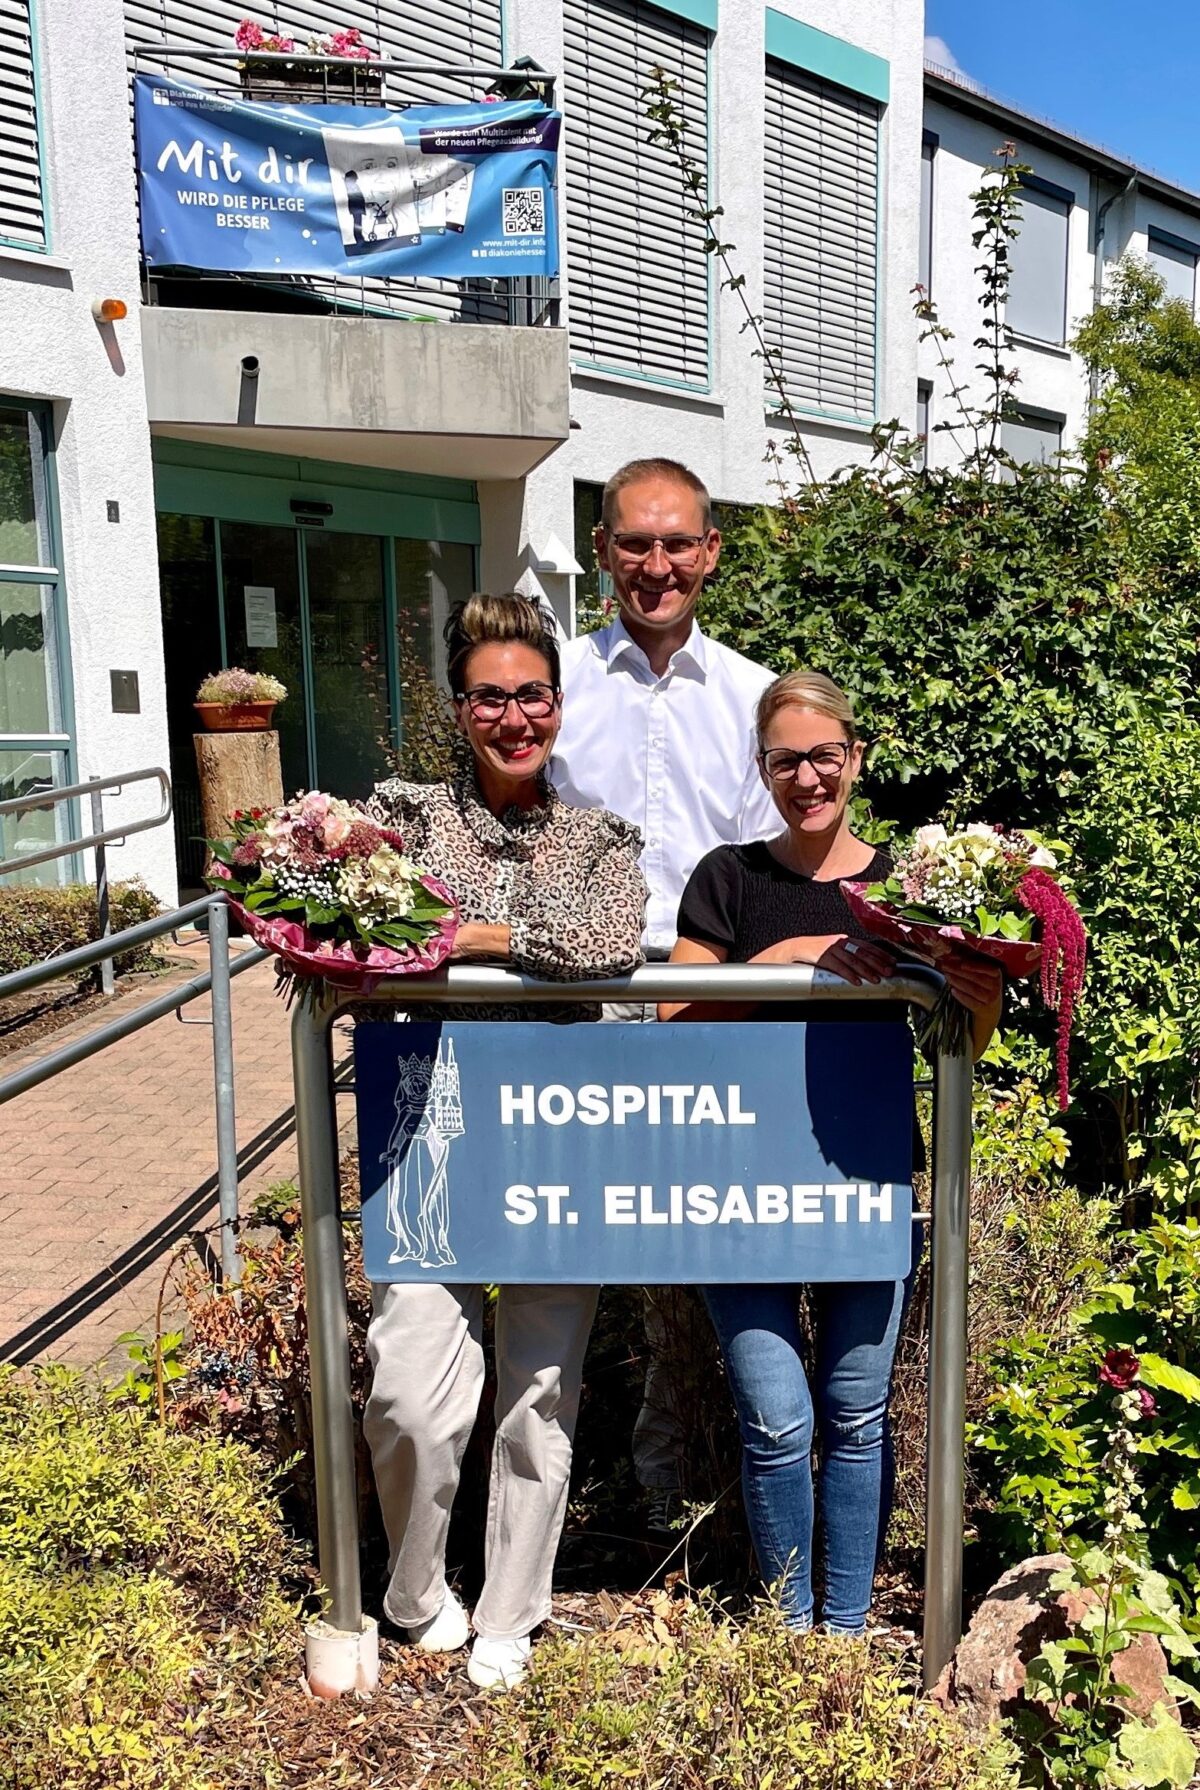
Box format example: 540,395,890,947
235,18,383,104
194,668,288,731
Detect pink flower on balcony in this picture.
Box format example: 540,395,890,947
326,27,374,58
235,18,265,50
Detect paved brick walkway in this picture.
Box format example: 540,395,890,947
0,939,352,1368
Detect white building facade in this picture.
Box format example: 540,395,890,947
921,66,1200,470
1,1,1197,904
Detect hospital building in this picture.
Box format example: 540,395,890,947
4,0,1200,900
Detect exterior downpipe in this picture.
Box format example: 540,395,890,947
1091,173,1137,412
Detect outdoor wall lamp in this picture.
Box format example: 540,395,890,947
91,298,128,322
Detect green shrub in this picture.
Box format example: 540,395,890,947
0,1367,296,1790
0,1564,206,1790
0,1365,291,1611
458,1595,1019,1788
972,1218,1200,1615
0,878,162,978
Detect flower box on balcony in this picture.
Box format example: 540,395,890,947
238,57,383,105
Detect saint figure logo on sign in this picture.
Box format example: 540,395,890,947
381,1039,464,1267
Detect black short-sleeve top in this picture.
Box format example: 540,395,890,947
676,840,901,1026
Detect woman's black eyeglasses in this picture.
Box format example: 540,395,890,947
462,682,559,722
759,743,850,782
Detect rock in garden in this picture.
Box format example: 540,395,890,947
932,1552,1177,1730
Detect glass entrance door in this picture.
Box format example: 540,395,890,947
155,476,476,892
305,530,387,799
220,522,308,798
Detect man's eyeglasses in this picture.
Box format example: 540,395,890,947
461,682,559,722
608,531,709,566
759,743,850,782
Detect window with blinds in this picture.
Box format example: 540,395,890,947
124,0,505,320
564,0,710,387
764,58,879,420
0,0,46,249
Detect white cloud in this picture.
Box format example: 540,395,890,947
924,34,964,74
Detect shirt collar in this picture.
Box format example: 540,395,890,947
604,615,709,682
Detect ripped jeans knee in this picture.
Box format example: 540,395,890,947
740,1404,813,1471
821,1399,886,1457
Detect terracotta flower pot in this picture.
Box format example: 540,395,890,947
194,701,277,732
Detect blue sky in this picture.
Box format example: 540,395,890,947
924,2,1200,194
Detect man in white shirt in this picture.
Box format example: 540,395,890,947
550,457,777,1512
552,457,777,954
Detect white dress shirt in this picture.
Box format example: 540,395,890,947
550,617,778,952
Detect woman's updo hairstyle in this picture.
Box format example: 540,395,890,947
756,669,859,746
444,592,561,697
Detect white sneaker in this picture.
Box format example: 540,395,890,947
467,1632,532,1690
405,1585,470,1653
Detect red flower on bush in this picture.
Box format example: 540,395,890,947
1138,1387,1157,1418
1099,1347,1140,1391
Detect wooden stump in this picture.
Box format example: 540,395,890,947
194,729,284,845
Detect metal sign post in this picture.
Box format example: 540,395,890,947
290,961,971,1694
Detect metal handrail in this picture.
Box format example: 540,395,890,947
131,46,555,91
0,767,171,878
290,963,973,1690
0,891,266,1286
0,893,214,1001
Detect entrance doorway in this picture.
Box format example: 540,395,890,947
154,447,478,890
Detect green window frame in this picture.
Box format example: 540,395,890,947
0,0,51,252
0,399,78,882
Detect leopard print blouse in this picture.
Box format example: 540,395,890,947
364,767,647,1022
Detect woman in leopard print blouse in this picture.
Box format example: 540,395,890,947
362,593,646,1693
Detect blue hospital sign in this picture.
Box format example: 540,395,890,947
354,1023,915,1284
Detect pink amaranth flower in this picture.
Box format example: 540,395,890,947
1099,1348,1140,1391
1017,866,1087,1111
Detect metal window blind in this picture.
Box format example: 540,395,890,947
1006,183,1068,344
124,0,505,320
564,0,709,386
0,0,46,248
764,58,878,418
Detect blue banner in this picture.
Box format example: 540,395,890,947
354,1023,915,1285
134,75,559,279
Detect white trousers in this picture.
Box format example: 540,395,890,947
363,1279,599,1641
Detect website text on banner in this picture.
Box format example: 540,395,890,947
133,75,560,280
355,1021,915,1285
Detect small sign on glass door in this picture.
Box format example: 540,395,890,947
244,585,278,649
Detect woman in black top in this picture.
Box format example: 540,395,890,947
659,670,1000,1635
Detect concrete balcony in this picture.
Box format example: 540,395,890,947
140,305,570,481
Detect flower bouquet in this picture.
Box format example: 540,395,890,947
843,823,1087,1106
207,791,457,1006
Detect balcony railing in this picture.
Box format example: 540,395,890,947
130,46,560,331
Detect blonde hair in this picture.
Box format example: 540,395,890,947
443,592,561,696
601,457,712,532
756,670,859,746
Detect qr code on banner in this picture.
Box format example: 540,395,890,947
502,187,545,235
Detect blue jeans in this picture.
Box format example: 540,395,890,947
703,1274,910,1635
